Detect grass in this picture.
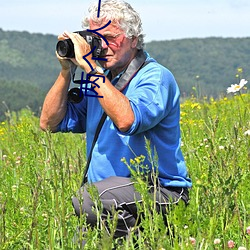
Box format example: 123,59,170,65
0,93,249,249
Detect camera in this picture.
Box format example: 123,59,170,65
56,30,103,58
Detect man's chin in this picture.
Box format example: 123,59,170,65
100,60,114,70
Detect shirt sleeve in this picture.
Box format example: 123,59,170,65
119,63,180,135
56,97,87,133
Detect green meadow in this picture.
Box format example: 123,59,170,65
0,91,249,249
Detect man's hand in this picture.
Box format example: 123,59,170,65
61,31,97,72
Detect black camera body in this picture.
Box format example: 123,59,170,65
56,30,103,58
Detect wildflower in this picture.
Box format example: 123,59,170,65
237,67,243,73
214,238,221,244
196,180,202,185
244,130,250,136
189,237,196,246
227,79,248,93
42,213,48,221
228,240,235,248
219,145,224,150
246,226,250,235
238,247,246,250
130,159,135,165
191,103,201,109
121,157,126,163
20,207,25,214
12,185,17,192
69,164,74,171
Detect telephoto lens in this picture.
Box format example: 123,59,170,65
56,39,75,58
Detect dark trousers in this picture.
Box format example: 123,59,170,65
72,176,189,238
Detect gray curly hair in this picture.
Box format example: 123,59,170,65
82,0,145,49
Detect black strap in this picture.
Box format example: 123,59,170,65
81,50,150,185
115,49,147,91
81,112,107,185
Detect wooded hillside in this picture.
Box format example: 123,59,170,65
0,28,249,120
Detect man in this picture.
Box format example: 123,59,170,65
40,0,192,241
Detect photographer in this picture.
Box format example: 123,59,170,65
40,0,192,243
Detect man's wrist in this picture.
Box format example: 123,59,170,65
88,65,104,76
60,68,71,78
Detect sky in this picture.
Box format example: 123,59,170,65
1,0,250,42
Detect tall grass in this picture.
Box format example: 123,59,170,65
0,93,249,249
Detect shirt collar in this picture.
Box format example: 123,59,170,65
105,69,125,86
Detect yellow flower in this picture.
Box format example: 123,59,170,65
130,159,135,165
135,157,141,164
180,111,187,117
191,103,201,109
237,67,243,73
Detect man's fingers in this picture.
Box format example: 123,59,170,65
58,31,70,41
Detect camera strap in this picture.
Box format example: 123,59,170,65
81,50,150,186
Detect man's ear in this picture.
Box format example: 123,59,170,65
131,36,138,49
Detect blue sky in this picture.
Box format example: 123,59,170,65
1,0,250,42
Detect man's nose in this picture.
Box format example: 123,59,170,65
101,38,109,49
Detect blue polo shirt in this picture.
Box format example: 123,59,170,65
57,53,192,188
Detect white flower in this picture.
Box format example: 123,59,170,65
214,238,221,244
238,247,246,250
227,79,248,93
244,130,250,136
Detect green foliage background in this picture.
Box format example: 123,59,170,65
0,29,60,121
145,37,250,97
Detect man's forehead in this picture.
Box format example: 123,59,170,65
89,19,122,33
